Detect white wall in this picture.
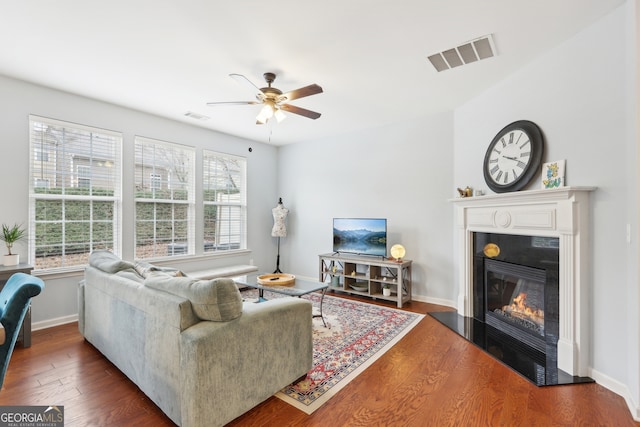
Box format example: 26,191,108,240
0,74,279,327
454,2,639,415
631,0,640,418
277,112,455,305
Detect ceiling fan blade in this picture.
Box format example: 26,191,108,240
229,73,266,102
206,101,260,106
280,104,322,120
278,84,323,102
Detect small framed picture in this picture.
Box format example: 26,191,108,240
541,160,566,189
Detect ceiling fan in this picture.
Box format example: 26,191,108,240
207,72,323,124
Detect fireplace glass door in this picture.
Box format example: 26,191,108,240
484,258,547,352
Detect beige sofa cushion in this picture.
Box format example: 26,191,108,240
144,274,242,322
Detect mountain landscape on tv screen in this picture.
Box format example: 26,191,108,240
333,227,386,255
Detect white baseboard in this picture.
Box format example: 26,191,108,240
33,314,78,331
590,367,640,421
411,294,456,308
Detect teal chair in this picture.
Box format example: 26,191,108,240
0,273,44,389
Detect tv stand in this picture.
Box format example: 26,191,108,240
319,253,412,308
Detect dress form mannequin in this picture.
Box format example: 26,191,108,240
272,198,288,273
271,199,289,237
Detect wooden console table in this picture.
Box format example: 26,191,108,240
0,264,34,347
319,253,412,308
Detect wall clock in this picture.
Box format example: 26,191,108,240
483,120,544,193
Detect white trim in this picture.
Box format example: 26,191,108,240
137,249,252,265
32,314,78,331
411,294,456,308
590,368,640,422
133,136,196,259
29,114,122,138
28,115,123,271
450,186,595,377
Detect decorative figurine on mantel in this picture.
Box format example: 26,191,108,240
457,186,473,198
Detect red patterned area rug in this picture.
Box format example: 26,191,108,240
242,290,424,414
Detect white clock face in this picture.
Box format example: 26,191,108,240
486,129,532,185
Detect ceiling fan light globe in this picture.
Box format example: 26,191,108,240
256,110,269,124
274,109,286,123
260,104,274,119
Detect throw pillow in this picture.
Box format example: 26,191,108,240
89,250,135,274
144,275,242,322
134,261,185,278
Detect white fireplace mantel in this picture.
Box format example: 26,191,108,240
450,186,596,377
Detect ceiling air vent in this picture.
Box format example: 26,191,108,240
184,111,210,121
427,34,496,72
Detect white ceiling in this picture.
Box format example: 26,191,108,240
0,0,625,146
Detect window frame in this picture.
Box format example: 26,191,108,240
134,136,196,260
28,115,122,272
202,150,247,254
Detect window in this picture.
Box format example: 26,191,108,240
135,137,195,259
29,116,122,270
77,165,91,188
34,147,49,162
34,178,50,189
203,150,246,253
150,173,162,190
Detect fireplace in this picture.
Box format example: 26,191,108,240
448,187,595,380
474,233,559,358
485,260,547,349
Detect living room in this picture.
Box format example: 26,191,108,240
0,0,638,425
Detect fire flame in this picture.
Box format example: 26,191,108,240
503,292,544,325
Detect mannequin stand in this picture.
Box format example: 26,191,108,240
274,237,282,273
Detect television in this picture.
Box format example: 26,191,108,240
333,218,387,257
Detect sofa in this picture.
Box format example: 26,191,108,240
78,251,313,427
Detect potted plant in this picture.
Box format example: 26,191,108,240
330,265,340,287
1,223,27,266
382,283,391,297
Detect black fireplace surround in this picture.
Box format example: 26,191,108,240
430,232,593,386
474,233,559,358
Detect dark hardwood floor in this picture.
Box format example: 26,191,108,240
1,295,637,426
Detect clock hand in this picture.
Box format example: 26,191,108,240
503,155,519,161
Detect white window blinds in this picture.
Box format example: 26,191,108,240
202,150,247,252
28,115,122,270
134,136,195,259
